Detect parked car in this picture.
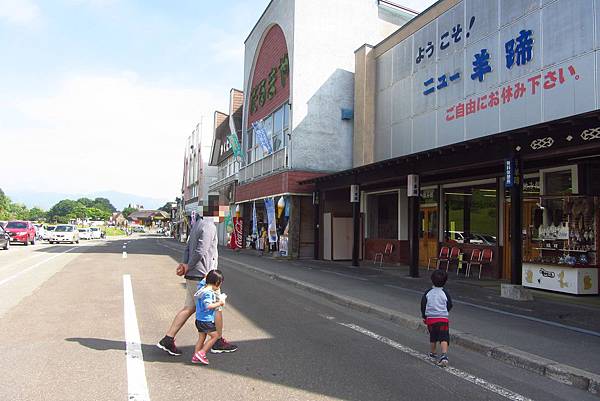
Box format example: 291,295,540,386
89,227,102,239
44,225,56,240
0,225,10,250
5,221,36,245
78,227,92,240
0,221,7,229
49,224,79,244
33,224,45,241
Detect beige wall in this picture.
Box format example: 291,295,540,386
352,0,461,168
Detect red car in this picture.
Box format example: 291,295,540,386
5,221,36,245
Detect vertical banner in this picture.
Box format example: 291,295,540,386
252,201,258,237
233,217,243,249
264,197,278,244
252,120,273,154
227,131,244,161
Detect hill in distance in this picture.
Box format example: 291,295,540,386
6,190,171,211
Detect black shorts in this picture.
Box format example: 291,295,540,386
427,322,450,343
195,320,217,333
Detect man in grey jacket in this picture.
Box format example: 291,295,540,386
157,217,237,355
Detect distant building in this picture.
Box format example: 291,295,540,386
209,88,244,245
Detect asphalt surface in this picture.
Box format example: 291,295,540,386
0,235,597,401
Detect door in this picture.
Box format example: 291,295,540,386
419,206,439,267
503,200,539,280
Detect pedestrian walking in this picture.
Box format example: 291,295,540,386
191,270,226,365
421,269,453,367
157,216,237,356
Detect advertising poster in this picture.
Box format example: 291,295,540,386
264,197,278,244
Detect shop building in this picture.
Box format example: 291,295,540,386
305,0,600,295
209,89,244,245
236,0,418,257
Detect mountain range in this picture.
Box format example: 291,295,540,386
5,190,171,211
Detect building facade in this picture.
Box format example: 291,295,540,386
236,0,417,258
209,89,244,245
307,0,600,295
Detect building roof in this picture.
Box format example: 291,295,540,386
128,210,170,220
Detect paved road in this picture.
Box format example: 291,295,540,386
0,236,595,401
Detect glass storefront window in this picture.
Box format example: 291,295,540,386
545,170,573,195
444,185,497,245
246,102,290,164
367,192,398,239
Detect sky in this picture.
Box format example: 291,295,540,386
0,0,434,202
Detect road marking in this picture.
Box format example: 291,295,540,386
339,323,532,401
0,247,77,287
0,252,48,272
123,275,151,401
123,252,127,259
383,284,600,338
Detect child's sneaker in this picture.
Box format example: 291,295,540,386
192,351,209,365
428,352,438,359
438,355,449,368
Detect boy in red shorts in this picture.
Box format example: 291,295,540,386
421,269,453,367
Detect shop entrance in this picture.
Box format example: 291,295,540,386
502,199,540,280
419,206,439,267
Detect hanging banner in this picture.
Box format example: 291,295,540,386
252,201,258,237
232,217,243,249
264,197,278,244
227,131,244,161
252,120,273,154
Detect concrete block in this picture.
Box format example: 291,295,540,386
489,346,556,376
588,373,600,394
545,363,592,390
451,332,500,355
501,284,534,301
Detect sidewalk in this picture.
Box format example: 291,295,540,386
211,245,600,395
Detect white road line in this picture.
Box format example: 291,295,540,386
0,247,77,287
123,252,127,259
0,252,48,272
339,323,532,401
123,275,151,401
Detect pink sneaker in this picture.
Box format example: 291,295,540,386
191,351,209,365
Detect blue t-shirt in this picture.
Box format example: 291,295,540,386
194,283,217,322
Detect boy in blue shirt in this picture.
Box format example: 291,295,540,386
192,270,226,365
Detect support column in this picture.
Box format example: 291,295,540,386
408,174,420,278
313,191,320,260
351,184,360,267
510,157,523,285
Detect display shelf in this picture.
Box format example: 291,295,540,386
532,248,591,253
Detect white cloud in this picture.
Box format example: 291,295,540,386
0,0,41,25
3,72,227,199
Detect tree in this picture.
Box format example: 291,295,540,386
28,207,46,221
0,188,11,220
48,200,79,221
77,198,95,208
93,197,116,213
87,207,110,221
122,206,137,218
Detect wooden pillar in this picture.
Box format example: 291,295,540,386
509,157,523,285
313,191,320,260
408,174,420,277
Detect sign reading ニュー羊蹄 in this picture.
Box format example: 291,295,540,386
374,0,598,162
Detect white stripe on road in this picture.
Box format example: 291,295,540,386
339,323,532,401
0,252,48,272
123,275,151,401
123,252,127,259
0,247,77,287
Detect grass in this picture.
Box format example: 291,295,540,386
104,227,126,236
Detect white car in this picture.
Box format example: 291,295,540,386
33,224,45,240
78,228,92,240
89,227,102,239
49,225,80,244
44,226,56,240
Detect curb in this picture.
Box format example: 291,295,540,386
222,256,600,397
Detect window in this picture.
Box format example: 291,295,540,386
544,170,573,195
444,184,497,244
245,102,290,164
367,192,398,239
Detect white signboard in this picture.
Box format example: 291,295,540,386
375,0,598,161
522,263,598,295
